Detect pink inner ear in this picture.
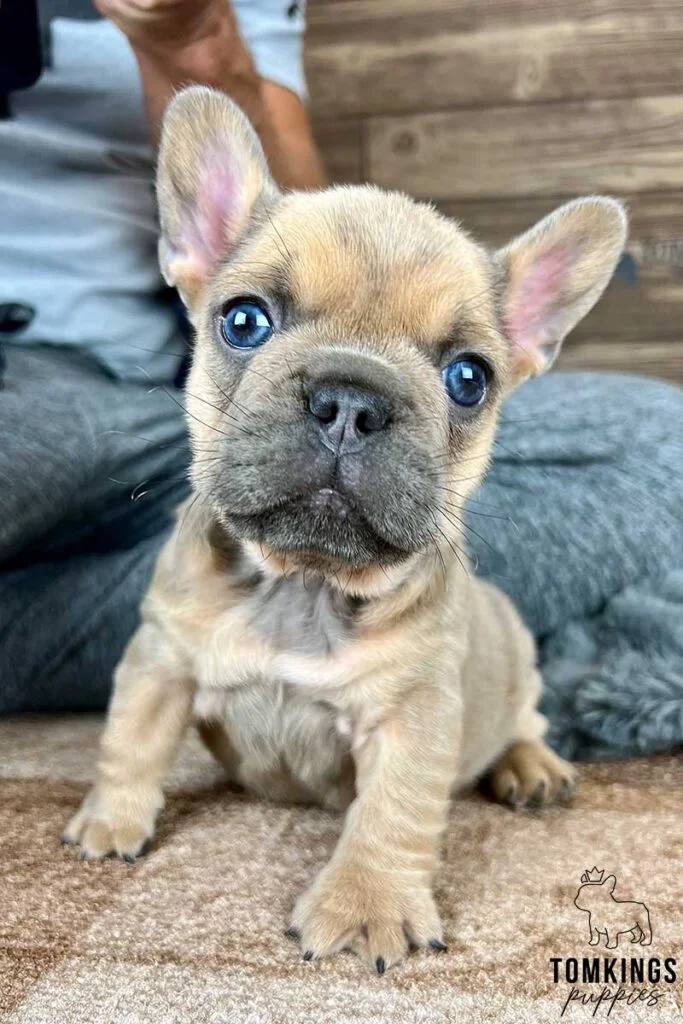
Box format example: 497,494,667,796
506,241,574,356
183,139,245,271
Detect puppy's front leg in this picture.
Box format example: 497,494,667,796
290,680,459,973
63,619,195,861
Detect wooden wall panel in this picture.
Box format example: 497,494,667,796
556,340,682,383
439,193,683,357
306,0,683,120
366,97,683,200
438,193,683,247
311,119,364,184
306,0,683,384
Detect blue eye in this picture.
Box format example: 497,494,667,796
442,357,488,407
221,300,273,349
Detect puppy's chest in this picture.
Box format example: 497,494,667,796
245,574,356,657
191,574,362,758
193,572,360,698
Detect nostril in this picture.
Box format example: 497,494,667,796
356,410,371,434
307,383,390,447
308,392,338,425
319,400,338,425
355,404,389,434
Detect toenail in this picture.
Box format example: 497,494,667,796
429,939,448,952
376,956,386,975
505,786,519,808
122,854,136,865
284,926,301,941
528,782,546,806
303,950,313,961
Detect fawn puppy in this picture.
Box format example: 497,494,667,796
64,88,627,973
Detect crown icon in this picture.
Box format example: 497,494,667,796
581,866,605,884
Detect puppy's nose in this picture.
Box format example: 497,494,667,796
307,383,390,455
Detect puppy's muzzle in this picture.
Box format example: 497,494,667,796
307,383,391,457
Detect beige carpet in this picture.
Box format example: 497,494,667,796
1,717,681,1023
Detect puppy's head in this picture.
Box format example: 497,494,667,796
157,88,626,594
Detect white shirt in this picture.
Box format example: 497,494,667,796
0,1,307,382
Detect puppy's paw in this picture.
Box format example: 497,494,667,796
289,861,445,973
62,784,162,862
488,739,578,809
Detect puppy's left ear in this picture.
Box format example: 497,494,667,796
496,197,627,379
156,86,278,307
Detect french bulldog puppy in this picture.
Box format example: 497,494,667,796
64,88,627,973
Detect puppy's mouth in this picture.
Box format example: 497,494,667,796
221,485,413,569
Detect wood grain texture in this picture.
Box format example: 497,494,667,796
306,1,683,384
556,339,683,383
439,192,683,247
306,0,683,120
366,97,683,200
440,192,683,349
312,119,364,184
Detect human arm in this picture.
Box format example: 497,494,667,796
93,0,326,189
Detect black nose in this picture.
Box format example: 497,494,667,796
307,383,390,455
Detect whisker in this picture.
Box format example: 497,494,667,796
99,429,197,453
441,500,513,523
426,510,470,578
437,504,497,556
429,531,448,585
175,489,207,551
436,486,508,513
182,386,267,442
265,207,295,264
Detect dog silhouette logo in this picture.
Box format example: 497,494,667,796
574,867,652,950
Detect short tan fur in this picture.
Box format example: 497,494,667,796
64,88,627,974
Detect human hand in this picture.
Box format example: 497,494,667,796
94,0,260,143
92,0,239,59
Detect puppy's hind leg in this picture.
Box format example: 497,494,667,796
487,673,578,809
198,719,242,783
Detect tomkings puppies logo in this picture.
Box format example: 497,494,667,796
549,868,677,1017
574,867,651,950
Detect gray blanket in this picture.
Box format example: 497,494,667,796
471,372,683,760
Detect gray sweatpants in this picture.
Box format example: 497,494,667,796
0,344,190,712
1,343,682,737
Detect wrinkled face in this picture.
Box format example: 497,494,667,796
186,190,506,573
157,88,627,587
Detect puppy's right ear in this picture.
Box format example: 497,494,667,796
156,86,278,307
